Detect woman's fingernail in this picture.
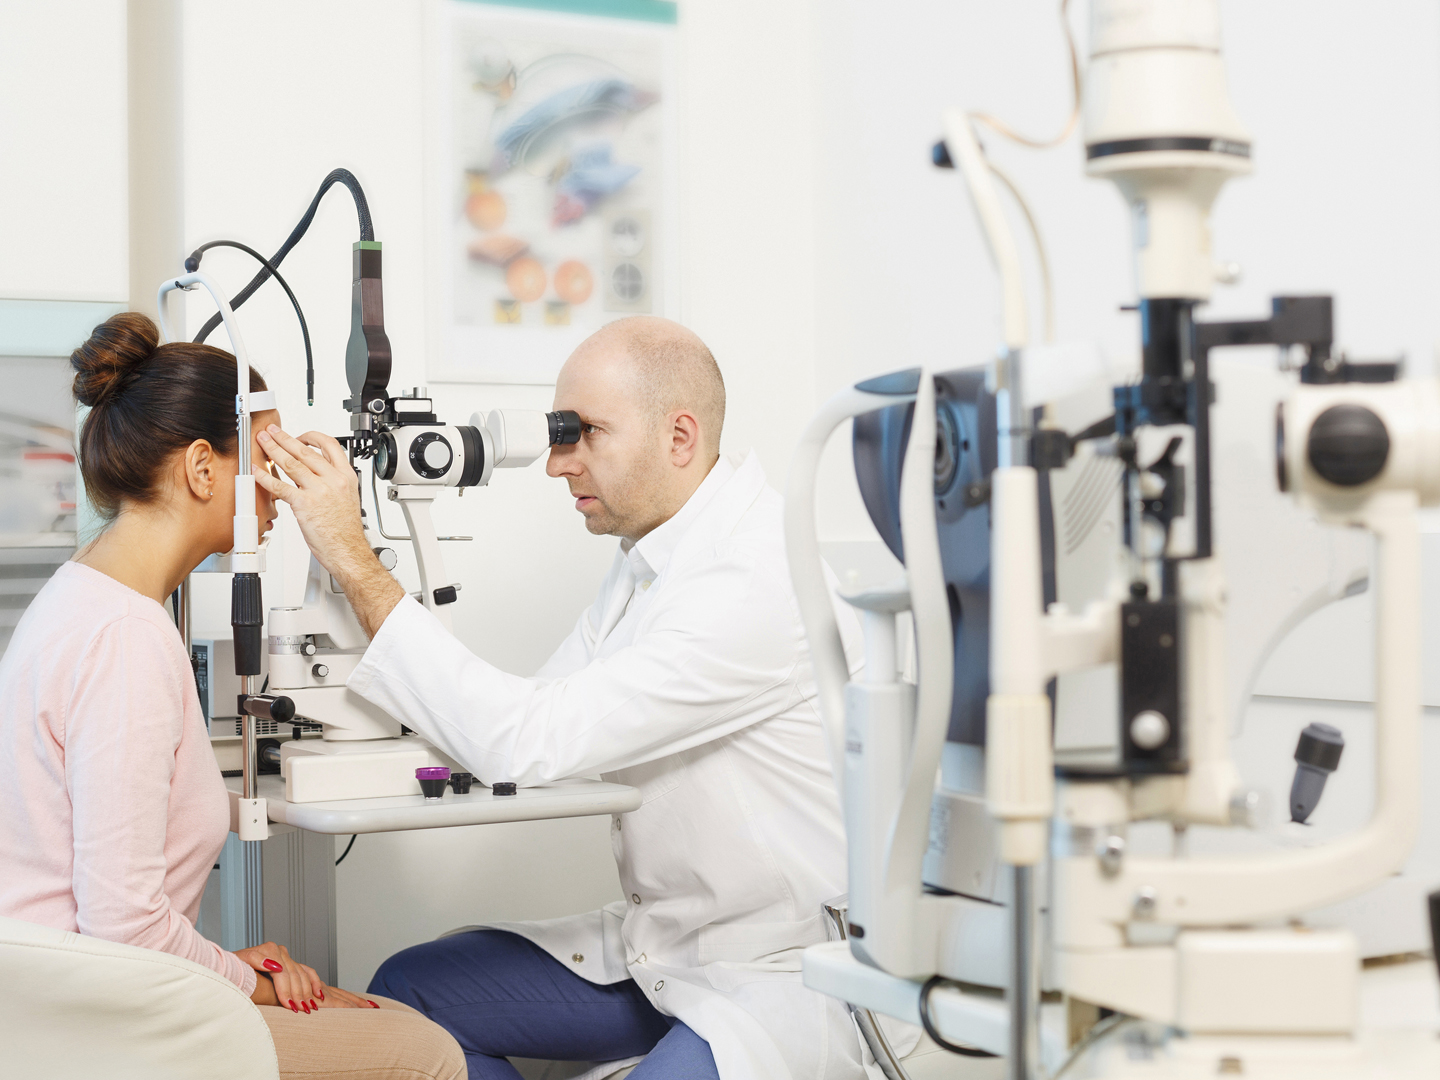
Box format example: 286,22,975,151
290,1000,299,1012
302,1001,311,1014
318,989,325,1001
263,959,283,972
369,1000,380,1008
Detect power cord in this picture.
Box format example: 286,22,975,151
184,240,314,405
335,835,358,866
191,167,374,402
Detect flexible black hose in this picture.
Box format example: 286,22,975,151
185,240,315,405
194,168,373,359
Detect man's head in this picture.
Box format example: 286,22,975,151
546,316,725,542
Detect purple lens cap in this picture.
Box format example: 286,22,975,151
416,767,452,780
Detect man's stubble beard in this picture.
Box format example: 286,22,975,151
582,448,670,540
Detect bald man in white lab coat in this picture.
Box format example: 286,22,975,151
255,317,876,1080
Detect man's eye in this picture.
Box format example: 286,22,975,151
583,424,598,435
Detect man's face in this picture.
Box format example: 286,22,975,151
546,346,667,540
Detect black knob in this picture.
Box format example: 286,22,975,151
449,771,474,794
1306,404,1389,486
1290,722,1344,824
492,781,517,796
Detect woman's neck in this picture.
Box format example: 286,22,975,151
75,507,215,605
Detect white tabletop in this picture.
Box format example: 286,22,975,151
228,773,641,835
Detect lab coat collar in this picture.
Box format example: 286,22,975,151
627,451,758,582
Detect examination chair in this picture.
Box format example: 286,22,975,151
0,914,279,1080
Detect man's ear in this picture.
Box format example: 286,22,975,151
670,410,701,468
183,439,218,500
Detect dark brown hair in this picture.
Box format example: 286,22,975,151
71,311,268,519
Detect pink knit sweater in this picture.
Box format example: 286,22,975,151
0,561,255,995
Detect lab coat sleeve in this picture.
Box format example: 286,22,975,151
66,619,256,995
350,546,810,783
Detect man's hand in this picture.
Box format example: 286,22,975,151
254,425,405,639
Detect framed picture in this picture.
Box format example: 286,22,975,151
426,0,678,384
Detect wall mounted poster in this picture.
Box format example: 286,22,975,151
429,1,677,384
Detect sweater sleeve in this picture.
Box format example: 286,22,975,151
65,617,256,996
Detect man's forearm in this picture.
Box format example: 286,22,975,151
332,549,407,640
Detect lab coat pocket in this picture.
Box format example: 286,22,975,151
614,753,683,804
697,912,830,967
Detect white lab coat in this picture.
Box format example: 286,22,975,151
349,451,882,1080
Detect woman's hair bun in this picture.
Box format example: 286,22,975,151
71,311,160,408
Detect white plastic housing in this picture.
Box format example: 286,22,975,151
1083,0,1251,300
482,409,552,468
1281,380,1440,511
382,425,488,488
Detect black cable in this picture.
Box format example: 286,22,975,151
1070,413,1117,447
185,240,315,405
917,976,1000,1057
194,168,373,372
335,834,358,866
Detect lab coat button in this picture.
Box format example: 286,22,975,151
572,953,584,964
654,980,664,991
641,580,651,590
631,893,641,904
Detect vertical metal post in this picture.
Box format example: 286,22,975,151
996,348,1027,470
126,0,185,326
241,674,258,802
1009,864,1039,1080
177,576,191,661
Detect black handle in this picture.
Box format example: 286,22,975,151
239,694,296,724
232,573,265,677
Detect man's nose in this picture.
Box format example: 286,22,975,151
546,444,580,478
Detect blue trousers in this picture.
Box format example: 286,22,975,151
369,929,721,1080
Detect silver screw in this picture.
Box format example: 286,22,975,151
1228,789,1267,829
1133,885,1159,920
1098,833,1126,878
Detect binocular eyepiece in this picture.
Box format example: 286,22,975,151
374,408,583,489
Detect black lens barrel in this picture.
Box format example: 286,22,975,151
547,410,582,445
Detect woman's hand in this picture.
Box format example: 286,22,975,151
237,941,324,1013
314,984,381,1010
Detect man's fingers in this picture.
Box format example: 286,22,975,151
252,466,292,500
295,430,351,470
258,426,326,484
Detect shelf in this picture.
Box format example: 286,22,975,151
227,772,641,835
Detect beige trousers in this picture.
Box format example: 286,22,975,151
259,994,465,1080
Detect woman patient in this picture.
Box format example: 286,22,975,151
0,313,463,1080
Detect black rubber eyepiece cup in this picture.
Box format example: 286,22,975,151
492,782,517,797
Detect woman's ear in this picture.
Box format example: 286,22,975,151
184,439,218,501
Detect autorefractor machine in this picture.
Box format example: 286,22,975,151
786,1,1440,1077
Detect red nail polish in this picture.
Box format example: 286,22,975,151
290,1000,299,1012
302,1001,311,1014
263,959,283,972
318,989,325,1001
369,1000,379,1008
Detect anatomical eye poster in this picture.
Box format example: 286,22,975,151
428,0,677,384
